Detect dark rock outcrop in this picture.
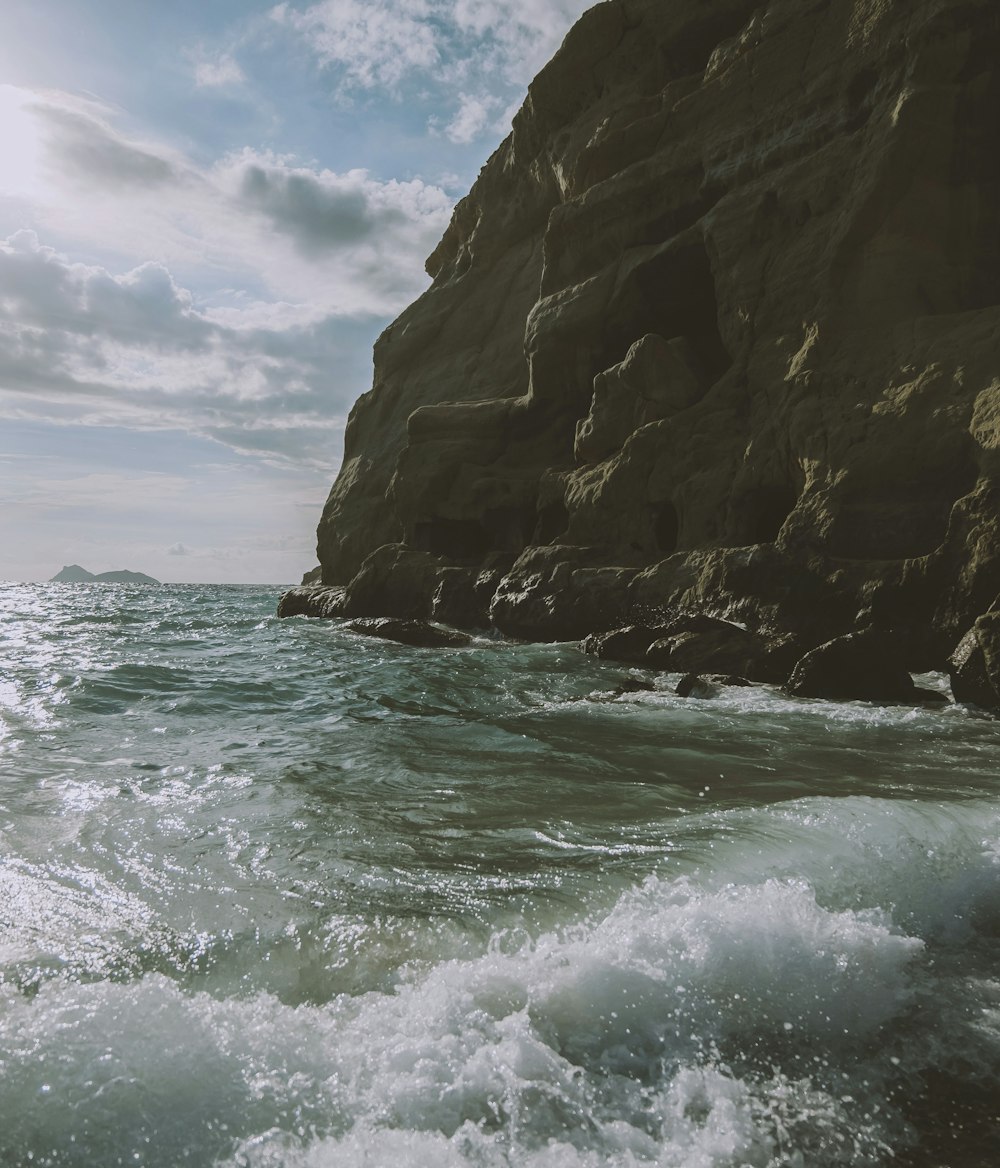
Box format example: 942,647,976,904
949,610,1000,710
277,586,346,619
676,673,752,698
785,629,920,704
297,0,1000,664
582,615,799,681
582,624,671,665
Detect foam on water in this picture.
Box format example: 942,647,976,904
1,584,1000,1166
2,795,999,1166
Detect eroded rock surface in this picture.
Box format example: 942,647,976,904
277,586,346,619
305,0,1000,678
949,610,1000,710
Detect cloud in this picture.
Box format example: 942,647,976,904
193,53,246,89
0,84,456,524
440,93,502,144
273,0,595,137
17,89,452,316
272,0,440,90
226,152,449,254
32,100,181,189
167,542,189,555
0,230,211,349
0,229,382,470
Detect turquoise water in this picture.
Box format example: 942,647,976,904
0,582,998,1167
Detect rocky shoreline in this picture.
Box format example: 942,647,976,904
284,0,1000,714
277,582,998,710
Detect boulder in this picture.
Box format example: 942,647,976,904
785,630,919,704
277,586,346,619
490,549,637,641
949,611,1000,711
346,618,473,649
431,567,505,629
676,673,752,698
581,624,670,664
649,615,801,681
342,545,441,620
657,616,762,677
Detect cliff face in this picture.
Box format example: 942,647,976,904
315,0,1000,667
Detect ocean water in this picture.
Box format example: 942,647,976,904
0,582,998,1168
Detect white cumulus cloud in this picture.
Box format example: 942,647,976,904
0,228,383,471
273,0,595,139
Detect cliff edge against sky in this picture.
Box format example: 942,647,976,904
303,0,1000,687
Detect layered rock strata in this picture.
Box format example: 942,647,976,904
297,0,1000,701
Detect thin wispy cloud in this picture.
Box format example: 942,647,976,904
193,53,247,89
34,103,181,189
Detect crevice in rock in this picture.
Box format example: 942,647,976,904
413,519,491,561
414,503,540,561
732,484,800,545
599,237,731,386
534,500,570,545
485,504,539,555
652,501,680,555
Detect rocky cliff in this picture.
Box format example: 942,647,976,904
301,0,1000,684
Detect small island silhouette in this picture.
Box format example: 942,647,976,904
50,564,161,585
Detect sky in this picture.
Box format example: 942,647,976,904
0,0,593,584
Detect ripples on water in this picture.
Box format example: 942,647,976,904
0,582,998,1167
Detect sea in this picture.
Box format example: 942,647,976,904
0,581,998,1168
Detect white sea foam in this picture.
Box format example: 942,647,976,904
2,585,999,1167
1,824,957,1166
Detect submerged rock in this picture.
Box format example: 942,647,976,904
346,618,473,648
302,0,1000,657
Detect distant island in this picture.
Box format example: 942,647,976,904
50,565,161,585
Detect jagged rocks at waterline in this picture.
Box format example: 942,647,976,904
785,629,925,705
276,586,346,619
296,0,1000,704
675,673,752,699
949,610,1000,711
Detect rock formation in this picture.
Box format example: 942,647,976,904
295,0,1000,701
